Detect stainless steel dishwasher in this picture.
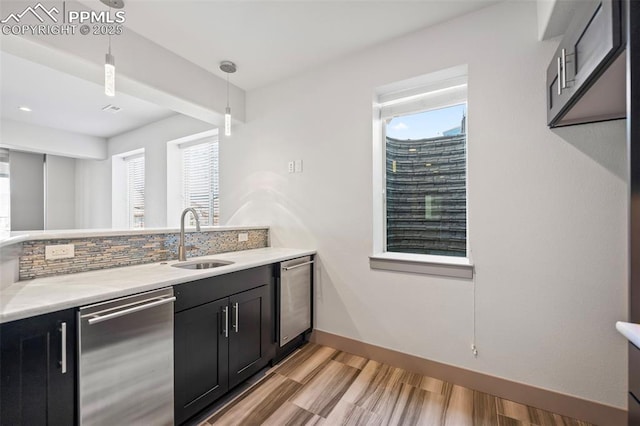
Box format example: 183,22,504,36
78,287,175,426
278,256,313,348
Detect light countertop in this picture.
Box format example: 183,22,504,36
616,321,640,348
0,247,315,324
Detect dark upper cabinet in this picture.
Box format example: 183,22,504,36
0,309,76,426
547,0,625,127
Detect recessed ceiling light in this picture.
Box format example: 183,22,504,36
18,106,32,112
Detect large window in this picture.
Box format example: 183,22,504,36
0,149,10,234
385,104,467,257
126,154,145,229
181,140,219,226
167,130,219,227
371,66,472,277
112,149,145,229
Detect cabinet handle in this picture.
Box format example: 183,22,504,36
557,56,562,95
233,302,239,333
60,322,67,374
561,48,567,89
282,260,315,271
85,296,176,325
223,306,229,338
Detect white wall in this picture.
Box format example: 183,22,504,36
221,1,628,408
45,155,76,230
75,114,215,229
0,119,106,160
75,157,111,229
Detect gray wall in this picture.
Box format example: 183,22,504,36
46,155,76,230
10,151,44,231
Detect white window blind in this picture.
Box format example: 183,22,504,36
182,139,219,226
126,154,145,229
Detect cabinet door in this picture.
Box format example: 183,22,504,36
547,0,623,126
631,393,640,426
0,309,76,426
174,298,229,425
228,285,271,388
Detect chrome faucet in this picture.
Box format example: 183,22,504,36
178,207,201,261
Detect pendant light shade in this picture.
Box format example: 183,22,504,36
225,106,231,136
101,0,124,97
105,52,115,97
220,61,237,136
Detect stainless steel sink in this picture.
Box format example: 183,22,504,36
171,260,234,270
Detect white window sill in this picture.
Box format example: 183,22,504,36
369,252,474,279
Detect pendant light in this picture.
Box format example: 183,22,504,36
220,61,237,136
100,0,125,96
104,40,115,97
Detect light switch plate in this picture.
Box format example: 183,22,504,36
294,160,303,173
238,232,249,242
288,161,295,173
45,244,74,260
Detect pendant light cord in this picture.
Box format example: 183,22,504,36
107,5,112,56
226,73,230,108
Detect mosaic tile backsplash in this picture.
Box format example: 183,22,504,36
19,229,269,280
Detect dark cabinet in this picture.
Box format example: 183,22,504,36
631,393,640,426
175,298,230,425
174,266,274,424
547,0,625,127
228,285,272,388
0,309,76,426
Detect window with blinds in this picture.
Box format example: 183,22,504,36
0,149,10,232
377,69,469,259
126,155,145,229
181,139,219,226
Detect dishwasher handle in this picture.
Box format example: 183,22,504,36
86,296,176,325
282,260,314,271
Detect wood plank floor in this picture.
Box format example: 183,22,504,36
201,343,594,426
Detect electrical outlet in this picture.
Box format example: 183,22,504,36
45,244,74,260
288,161,295,173
294,160,303,173
238,232,249,242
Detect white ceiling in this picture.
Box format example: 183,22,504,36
1,0,502,138
81,0,500,91
0,51,176,138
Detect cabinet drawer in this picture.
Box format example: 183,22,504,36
174,265,272,312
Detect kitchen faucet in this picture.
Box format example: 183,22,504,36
179,207,201,261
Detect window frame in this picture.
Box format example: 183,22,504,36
181,138,219,226
371,66,473,279
111,148,145,230
125,153,145,229
166,129,219,228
